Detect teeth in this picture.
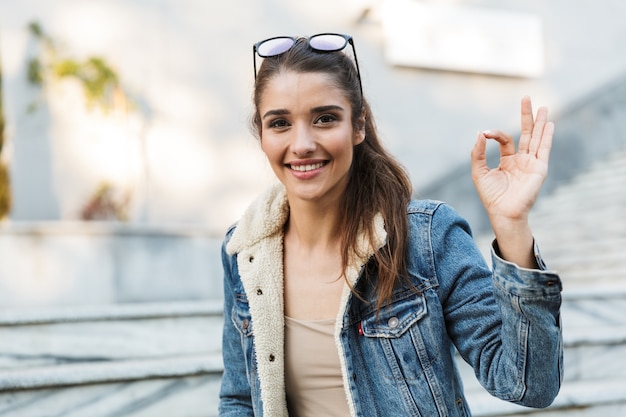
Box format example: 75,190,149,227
290,162,324,172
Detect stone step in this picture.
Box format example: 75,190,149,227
475,243,626,289
532,236,626,252
0,354,222,391
542,148,626,189
466,376,626,417
2,290,624,416
544,247,626,270
544,161,626,194
532,192,626,216
0,301,225,416
535,181,626,209
549,266,626,287
530,215,626,240
560,284,626,328
0,301,223,371
0,371,221,417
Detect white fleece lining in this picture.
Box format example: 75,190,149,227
237,236,288,416
227,185,290,417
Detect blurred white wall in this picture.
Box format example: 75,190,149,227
1,0,625,233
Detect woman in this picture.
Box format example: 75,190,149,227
219,33,562,417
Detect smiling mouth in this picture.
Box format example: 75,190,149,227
288,162,326,172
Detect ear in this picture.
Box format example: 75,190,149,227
353,109,366,145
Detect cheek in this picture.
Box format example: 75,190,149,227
335,130,358,159
328,140,355,167
260,140,272,159
260,135,281,162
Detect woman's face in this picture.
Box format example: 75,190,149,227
258,70,365,206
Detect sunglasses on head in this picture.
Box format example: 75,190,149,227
252,33,363,99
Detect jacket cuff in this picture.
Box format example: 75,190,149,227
491,239,562,295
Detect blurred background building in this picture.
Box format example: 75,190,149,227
0,0,625,416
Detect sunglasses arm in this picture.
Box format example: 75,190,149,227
253,45,258,80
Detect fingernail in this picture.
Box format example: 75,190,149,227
482,130,491,135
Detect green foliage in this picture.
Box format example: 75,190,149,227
28,21,44,39
0,62,10,219
0,163,10,220
26,21,126,112
53,57,119,108
27,58,44,86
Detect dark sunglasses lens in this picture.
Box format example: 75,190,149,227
257,37,295,57
309,34,347,51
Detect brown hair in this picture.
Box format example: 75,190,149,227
251,38,413,312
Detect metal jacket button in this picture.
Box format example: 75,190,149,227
388,317,399,328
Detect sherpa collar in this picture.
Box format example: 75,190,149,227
226,184,290,256
226,184,386,263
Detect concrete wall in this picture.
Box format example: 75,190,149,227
0,222,224,308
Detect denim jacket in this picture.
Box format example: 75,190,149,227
219,185,563,416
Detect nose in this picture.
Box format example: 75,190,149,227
291,124,316,156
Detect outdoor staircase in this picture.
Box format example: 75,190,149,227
0,301,224,417
1,158,625,416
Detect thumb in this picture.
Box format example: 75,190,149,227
471,131,489,182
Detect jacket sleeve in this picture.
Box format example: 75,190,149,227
218,230,255,416
431,203,563,408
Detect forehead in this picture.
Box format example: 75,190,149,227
259,70,350,110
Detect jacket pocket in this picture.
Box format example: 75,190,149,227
360,291,427,338
357,291,440,415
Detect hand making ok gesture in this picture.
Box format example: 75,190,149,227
471,96,555,267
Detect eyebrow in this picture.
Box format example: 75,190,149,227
312,105,344,114
262,109,289,120
262,105,345,120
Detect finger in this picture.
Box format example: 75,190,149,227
471,131,488,182
518,96,534,153
529,106,548,156
537,121,555,163
482,129,516,157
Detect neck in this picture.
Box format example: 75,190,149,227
285,198,342,250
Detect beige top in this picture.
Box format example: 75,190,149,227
284,316,351,417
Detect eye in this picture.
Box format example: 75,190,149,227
268,118,290,129
315,114,338,125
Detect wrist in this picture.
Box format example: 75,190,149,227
490,218,537,268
